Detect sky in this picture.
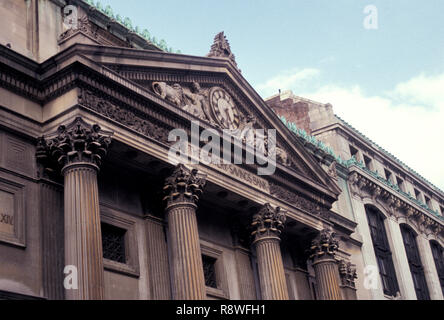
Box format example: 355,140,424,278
99,0,444,190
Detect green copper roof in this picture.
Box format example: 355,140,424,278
81,0,181,53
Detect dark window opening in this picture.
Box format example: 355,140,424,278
101,223,127,264
202,255,217,289
400,225,430,300
365,206,399,296
384,169,393,183
424,196,432,209
414,189,422,202
440,206,444,216
430,241,444,296
363,155,373,170
396,177,405,192
349,145,359,160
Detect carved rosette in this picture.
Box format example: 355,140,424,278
338,260,358,288
251,203,286,243
163,164,206,207
309,229,339,261
36,117,113,173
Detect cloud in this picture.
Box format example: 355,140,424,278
255,68,320,98
390,73,444,109
257,70,444,190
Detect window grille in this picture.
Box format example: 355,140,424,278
101,223,127,264
202,255,217,288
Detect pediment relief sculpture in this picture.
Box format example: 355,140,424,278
151,81,292,168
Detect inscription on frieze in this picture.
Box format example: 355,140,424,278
212,163,270,193
0,190,15,236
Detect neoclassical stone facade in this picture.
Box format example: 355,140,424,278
0,0,441,301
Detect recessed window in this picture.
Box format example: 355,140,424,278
202,255,218,289
101,223,127,264
363,155,373,170
365,205,399,296
400,225,430,300
349,145,359,159
430,241,444,296
396,177,405,192
424,196,432,209
384,169,393,183
440,206,444,216
414,189,422,202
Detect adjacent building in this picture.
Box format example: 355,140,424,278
266,91,444,300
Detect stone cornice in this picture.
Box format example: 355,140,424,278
328,210,358,237
348,167,444,238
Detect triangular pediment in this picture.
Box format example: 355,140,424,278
71,44,340,199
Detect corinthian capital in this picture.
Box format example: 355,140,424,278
251,203,286,242
36,117,113,173
309,228,339,260
163,164,206,206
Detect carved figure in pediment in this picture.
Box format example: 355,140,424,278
276,147,290,166
152,82,185,107
230,114,256,146
182,82,212,122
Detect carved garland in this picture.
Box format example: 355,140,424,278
348,171,443,237
269,183,330,220
78,88,171,144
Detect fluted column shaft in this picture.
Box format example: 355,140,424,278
167,201,206,300
312,256,342,300
63,163,104,300
251,203,288,300
163,164,207,300
36,117,113,301
255,237,288,300
309,229,342,300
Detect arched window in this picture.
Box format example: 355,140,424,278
400,224,430,300
365,205,399,296
430,241,444,296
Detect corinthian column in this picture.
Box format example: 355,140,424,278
251,203,288,300
309,229,342,300
36,117,112,300
163,164,207,300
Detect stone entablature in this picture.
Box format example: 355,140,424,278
348,167,444,238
